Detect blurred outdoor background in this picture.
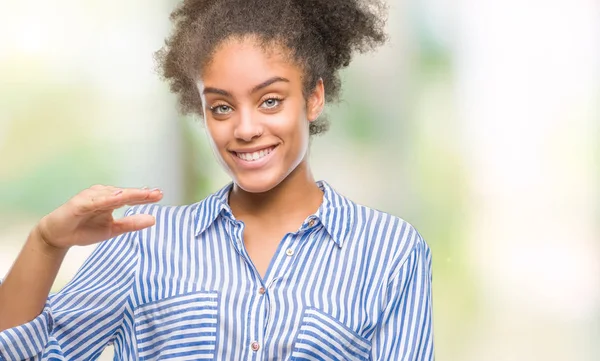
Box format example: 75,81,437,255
1,0,598,360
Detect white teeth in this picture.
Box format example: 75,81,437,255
236,147,273,162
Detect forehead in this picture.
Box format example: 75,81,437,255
199,36,302,89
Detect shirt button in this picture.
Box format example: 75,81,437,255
258,287,266,295
251,341,260,351
308,219,316,227
285,248,294,256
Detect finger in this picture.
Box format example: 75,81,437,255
87,185,120,197
79,188,163,213
72,186,122,215
121,196,165,207
111,214,156,236
89,184,109,191
105,189,163,209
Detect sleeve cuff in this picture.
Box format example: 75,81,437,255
0,305,53,361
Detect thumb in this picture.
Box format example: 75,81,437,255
111,214,156,237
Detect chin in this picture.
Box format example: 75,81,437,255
232,171,288,194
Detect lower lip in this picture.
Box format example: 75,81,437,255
230,146,278,170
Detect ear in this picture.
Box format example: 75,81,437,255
307,78,325,122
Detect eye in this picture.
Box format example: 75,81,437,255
210,104,232,115
260,97,282,109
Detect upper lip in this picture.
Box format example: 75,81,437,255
230,144,278,153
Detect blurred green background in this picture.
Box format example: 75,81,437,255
0,0,598,360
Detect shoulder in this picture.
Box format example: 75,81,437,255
349,201,430,266
118,202,205,256
122,184,230,240
124,202,199,219
123,201,206,237
321,181,429,265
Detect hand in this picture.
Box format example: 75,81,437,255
35,185,163,249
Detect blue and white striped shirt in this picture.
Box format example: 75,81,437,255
0,181,434,360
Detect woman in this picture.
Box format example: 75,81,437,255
0,0,433,359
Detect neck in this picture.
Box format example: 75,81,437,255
228,161,323,222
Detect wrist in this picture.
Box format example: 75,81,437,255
32,221,70,256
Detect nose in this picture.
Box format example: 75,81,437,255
233,109,263,142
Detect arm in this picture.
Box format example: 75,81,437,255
0,185,162,360
0,227,67,331
370,238,434,361
0,227,138,361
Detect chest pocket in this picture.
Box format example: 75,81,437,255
134,291,218,360
290,308,372,361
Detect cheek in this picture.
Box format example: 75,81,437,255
268,112,308,144
279,100,309,132
270,108,310,157
292,103,310,137
205,121,228,150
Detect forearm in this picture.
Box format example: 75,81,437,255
0,226,68,331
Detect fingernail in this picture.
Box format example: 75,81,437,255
150,187,162,193
113,189,123,195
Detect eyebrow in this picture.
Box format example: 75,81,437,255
202,87,231,97
251,76,289,93
202,76,290,97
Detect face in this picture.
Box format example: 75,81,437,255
197,37,324,193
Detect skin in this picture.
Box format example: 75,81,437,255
0,35,325,331
199,36,325,277
0,186,163,330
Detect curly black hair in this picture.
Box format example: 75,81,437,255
156,0,387,135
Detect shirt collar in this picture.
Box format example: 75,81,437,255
193,182,233,237
312,180,354,248
193,180,354,248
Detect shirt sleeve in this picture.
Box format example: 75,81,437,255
0,208,140,361
369,236,435,361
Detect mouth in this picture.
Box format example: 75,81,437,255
231,145,277,162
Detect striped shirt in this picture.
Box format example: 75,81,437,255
0,181,434,360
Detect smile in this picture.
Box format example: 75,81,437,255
233,146,277,162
